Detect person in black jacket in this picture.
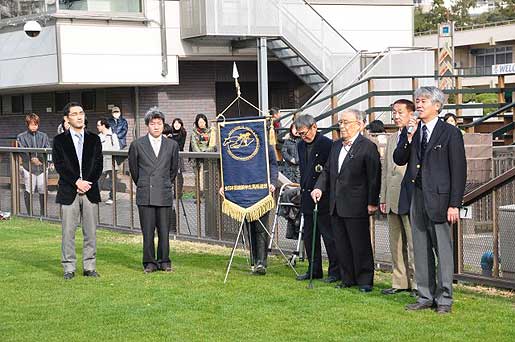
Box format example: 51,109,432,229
394,86,466,314
52,102,103,280
294,114,340,283
280,123,300,183
312,109,381,292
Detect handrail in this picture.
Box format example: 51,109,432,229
415,18,515,37
299,0,357,52
462,167,515,205
492,122,515,139
460,102,515,129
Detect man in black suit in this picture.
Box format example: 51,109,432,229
129,108,179,273
312,109,381,292
294,114,339,283
53,102,103,280
394,86,466,314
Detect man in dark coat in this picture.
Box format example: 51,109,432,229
294,114,339,283
312,109,381,292
53,102,103,280
129,108,179,273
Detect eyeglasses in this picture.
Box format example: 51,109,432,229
296,125,313,137
338,120,359,127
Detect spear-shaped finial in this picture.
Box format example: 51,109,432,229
232,62,241,97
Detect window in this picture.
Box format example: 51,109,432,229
0,0,55,21
472,47,513,67
81,90,96,111
11,95,24,114
58,0,142,13
55,92,70,114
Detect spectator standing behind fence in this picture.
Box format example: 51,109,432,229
17,113,51,216
190,113,214,152
394,87,467,314
129,108,179,274
312,109,381,293
53,102,103,280
57,116,70,135
280,123,300,183
96,119,120,205
380,99,417,297
171,118,187,199
108,106,128,149
443,113,465,135
294,114,340,283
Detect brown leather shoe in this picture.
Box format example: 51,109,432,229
405,301,434,311
436,305,452,314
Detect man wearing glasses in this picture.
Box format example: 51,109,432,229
311,109,381,292
294,114,340,283
53,102,103,280
380,99,417,297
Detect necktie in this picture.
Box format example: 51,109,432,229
75,133,83,162
420,125,428,163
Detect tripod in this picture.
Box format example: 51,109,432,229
224,213,299,283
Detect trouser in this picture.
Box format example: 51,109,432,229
246,212,270,267
99,170,114,200
138,205,171,268
410,187,454,306
61,194,98,273
303,213,340,279
22,169,46,215
331,215,374,286
387,212,417,290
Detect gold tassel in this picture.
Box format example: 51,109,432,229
269,123,277,146
222,194,275,223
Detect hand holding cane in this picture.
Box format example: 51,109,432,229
308,201,318,289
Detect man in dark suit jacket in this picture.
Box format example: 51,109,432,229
312,109,381,292
129,108,179,273
394,86,466,314
53,102,103,280
294,114,339,283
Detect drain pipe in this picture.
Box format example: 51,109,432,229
159,0,168,77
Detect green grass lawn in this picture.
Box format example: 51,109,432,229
0,218,514,341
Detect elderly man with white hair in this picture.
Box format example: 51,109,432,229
394,86,466,314
311,108,381,293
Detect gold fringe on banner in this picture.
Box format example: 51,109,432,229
222,194,275,222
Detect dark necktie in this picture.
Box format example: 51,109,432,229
420,125,428,163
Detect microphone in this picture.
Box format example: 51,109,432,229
407,111,419,134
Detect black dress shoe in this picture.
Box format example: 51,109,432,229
324,276,340,284
63,272,75,280
381,288,408,295
159,263,174,273
144,264,157,274
254,264,266,275
335,282,353,289
296,273,322,281
436,305,452,314
359,285,373,293
83,270,99,277
405,301,434,311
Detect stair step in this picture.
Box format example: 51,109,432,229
278,55,300,60
298,72,318,76
271,47,291,51
289,63,309,68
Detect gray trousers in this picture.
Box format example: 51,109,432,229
61,194,98,273
410,187,453,306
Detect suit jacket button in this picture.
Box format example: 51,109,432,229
411,180,415,183
416,164,420,169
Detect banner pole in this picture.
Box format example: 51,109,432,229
224,214,247,284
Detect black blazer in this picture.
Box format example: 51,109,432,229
297,133,332,215
315,134,381,218
53,130,103,205
393,119,467,223
129,135,179,207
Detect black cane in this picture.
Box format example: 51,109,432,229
307,202,318,289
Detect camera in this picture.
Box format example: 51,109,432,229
24,21,42,38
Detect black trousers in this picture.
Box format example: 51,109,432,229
303,213,340,279
331,215,374,286
138,205,171,267
246,212,270,267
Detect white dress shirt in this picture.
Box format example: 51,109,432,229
338,132,360,173
71,129,85,178
420,115,439,145
148,134,162,158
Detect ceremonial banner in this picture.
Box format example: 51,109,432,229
219,117,274,222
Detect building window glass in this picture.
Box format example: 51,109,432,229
11,95,24,114
81,90,96,111
55,92,70,113
0,0,56,20
58,0,141,13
